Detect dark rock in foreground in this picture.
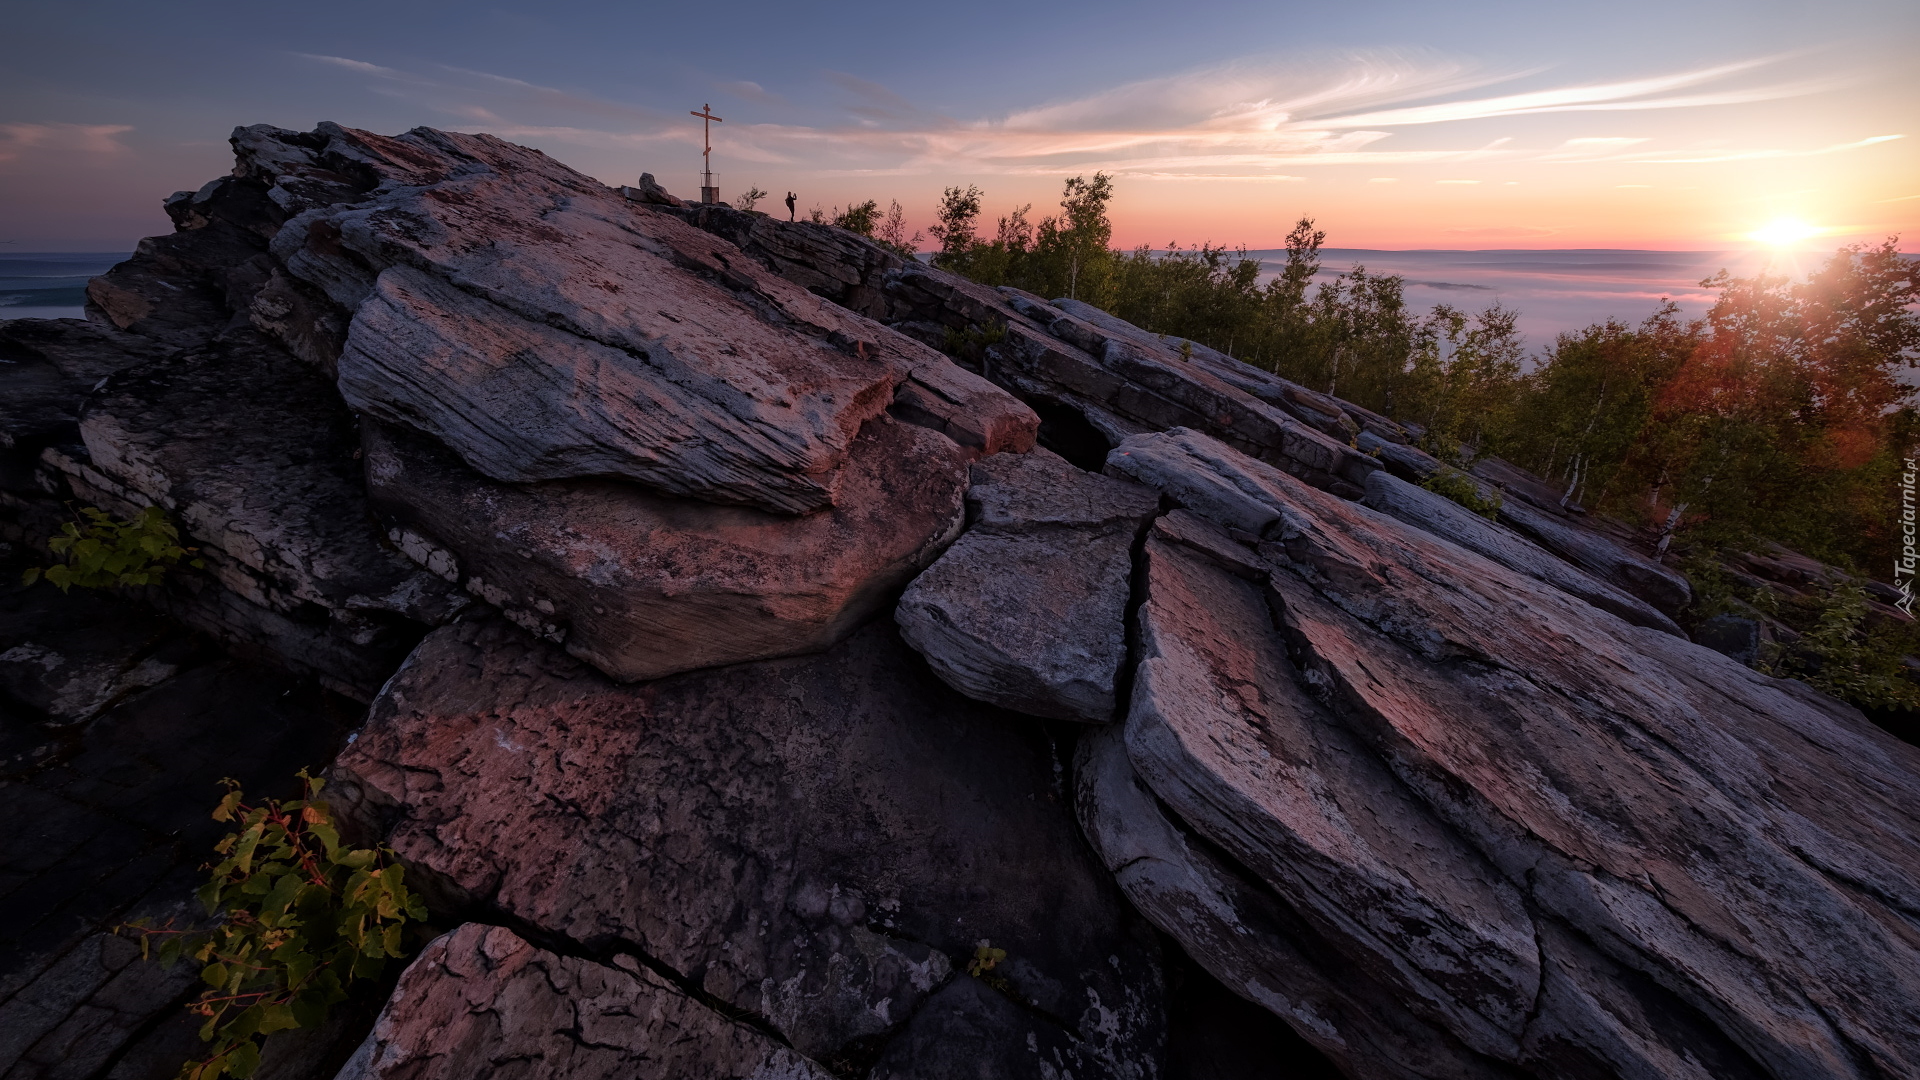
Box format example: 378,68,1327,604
330,617,1165,1076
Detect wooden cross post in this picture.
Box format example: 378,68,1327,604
690,103,723,205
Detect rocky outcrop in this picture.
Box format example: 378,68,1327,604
667,204,1382,495
896,448,1158,721
7,120,1919,1080
246,123,1031,514
1080,427,1920,1079
329,617,1165,1077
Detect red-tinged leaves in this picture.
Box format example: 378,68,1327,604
121,770,425,1080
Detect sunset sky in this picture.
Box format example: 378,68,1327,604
3,0,1916,252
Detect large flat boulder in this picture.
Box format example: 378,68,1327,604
337,923,832,1080
230,123,1031,515
896,448,1158,721
361,414,970,682
1088,427,1920,1079
329,617,1164,1074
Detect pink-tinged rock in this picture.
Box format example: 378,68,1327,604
337,923,833,1080
1096,426,1920,1079
228,123,1031,514
328,617,1164,1072
362,414,969,682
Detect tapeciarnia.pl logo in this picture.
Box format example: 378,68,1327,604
1899,458,1917,617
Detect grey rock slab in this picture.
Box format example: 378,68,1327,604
362,414,970,682
1126,531,1540,1061
328,617,1164,1069
1496,494,1691,616
236,123,1030,514
1362,469,1683,636
335,923,831,1080
65,329,466,698
1075,724,1505,1080
896,449,1157,721
1103,425,1920,1078
1103,426,1309,539
667,206,1383,495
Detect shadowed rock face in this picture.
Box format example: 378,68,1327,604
1080,428,1920,1080
329,616,1166,1076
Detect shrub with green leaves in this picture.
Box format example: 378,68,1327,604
1420,468,1503,520
1761,583,1920,713
122,772,426,1080
23,504,201,592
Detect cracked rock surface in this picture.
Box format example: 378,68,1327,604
897,448,1159,722
329,616,1166,1076
336,923,833,1080
1080,428,1920,1079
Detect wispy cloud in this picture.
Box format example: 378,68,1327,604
0,122,135,163
290,49,1884,182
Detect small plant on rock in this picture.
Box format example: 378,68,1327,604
121,771,426,1080
1419,468,1503,520
1760,583,1920,713
23,504,201,592
967,942,1011,994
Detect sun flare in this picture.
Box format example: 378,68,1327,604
1748,217,1823,246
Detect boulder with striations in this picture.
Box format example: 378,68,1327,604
1082,427,1920,1079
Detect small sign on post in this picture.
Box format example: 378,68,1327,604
691,104,723,205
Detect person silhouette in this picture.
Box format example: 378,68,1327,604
785,191,797,222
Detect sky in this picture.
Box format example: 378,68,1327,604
2,0,1916,255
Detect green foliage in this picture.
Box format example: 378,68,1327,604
940,322,1007,367
873,199,923,256
831,199,881,237
967,943,1011,994
735,185,768,213
929,174,1118,303
1760,583,1920,712
23,504,202,592
1420,468,1503,519
121,772,427,1080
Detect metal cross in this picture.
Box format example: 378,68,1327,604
690,103,723,204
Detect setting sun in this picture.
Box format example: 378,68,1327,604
1750,217,1825,246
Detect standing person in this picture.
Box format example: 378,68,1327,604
785,191,797,222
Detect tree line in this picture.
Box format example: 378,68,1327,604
820,174,1916,574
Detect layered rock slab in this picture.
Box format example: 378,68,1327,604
1361,469,1683,636
57,330,467,698
1092,427,1920,1079
329,617,1163,1074
231,123,1031,515
667,204,1384,494
362,414,969,682
337,923,830,1080
896,448,1158,721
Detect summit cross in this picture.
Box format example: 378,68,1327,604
690,103,723,205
